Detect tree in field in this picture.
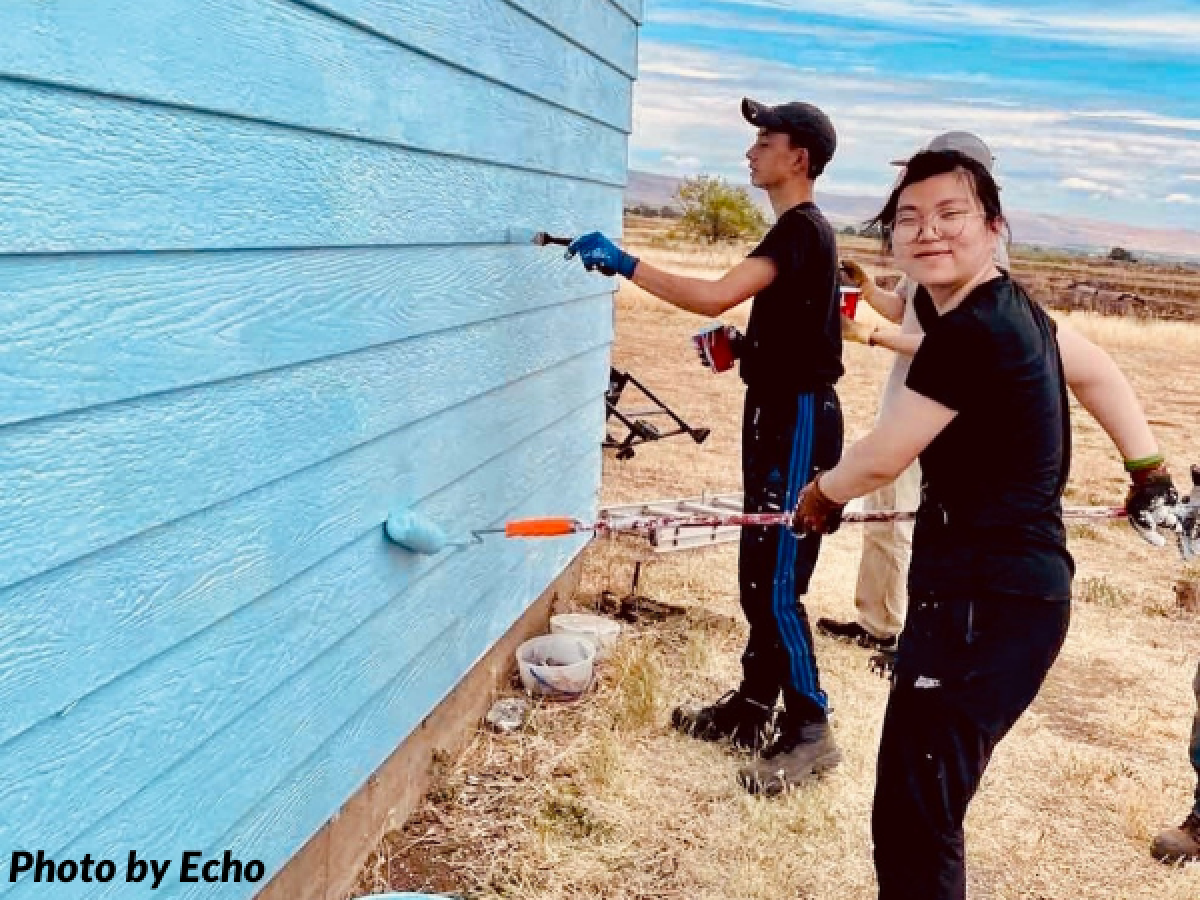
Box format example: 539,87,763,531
675,176,768,243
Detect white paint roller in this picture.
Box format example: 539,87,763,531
384,509,450,555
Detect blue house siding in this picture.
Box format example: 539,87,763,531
0,1,638,896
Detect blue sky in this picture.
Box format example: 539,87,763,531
631,0,1200,231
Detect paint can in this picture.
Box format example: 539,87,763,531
516,634,595,700
550,613,621,660
692,324,737,373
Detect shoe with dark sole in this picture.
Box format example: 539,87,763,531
868,647,897,679
816,618,898,652
670,690,775,753
737,721,842,796
1151,812,1200,863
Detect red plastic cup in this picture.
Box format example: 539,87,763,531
840,285,862,319
692,324,736,373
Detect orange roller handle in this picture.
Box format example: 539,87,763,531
504,517,585,538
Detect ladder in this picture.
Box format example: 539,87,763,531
598,492,868,553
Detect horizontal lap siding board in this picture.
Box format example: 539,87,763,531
0,348,609,750
505,0,639,78
0,295,611,592
0,0,628,183
49,469,600,900
607,0,646,23
1,411,603,894
0,0,636,895
197,483,599,899
0,245,600,427
0,80,622,255
297,0,633,132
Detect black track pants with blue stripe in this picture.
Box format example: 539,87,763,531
738,384,843,723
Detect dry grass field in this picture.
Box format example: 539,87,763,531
352,225,1200,900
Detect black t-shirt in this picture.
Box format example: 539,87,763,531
740,203,843,395
905,273,1074,597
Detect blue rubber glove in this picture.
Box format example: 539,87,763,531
566,232,638,278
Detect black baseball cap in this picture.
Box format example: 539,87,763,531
742,97,837,168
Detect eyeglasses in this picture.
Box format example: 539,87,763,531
890,209,982,244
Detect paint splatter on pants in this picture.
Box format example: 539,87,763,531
738,385,843,724
872,592,1071,900
1192,661,1200,818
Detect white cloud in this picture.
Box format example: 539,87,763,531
1060,177,1125,196
630,41,1200,229
646,8,937,45
639,61,724,81
1075,110,1200,134
1166,193,1200,205
678,1,1200,52
661,154,702,168
1074,166,1134,185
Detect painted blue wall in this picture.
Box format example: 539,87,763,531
0,0,640,896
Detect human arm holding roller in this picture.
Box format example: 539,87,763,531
799,311,1179,541
796,386,954,531
842,267,1161,466
1054,321,1179,541
1055,323,1157,461
846,310,1160,462
565,231,774,318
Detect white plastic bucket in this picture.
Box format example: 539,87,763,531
516,634,595,700
550,613,621,660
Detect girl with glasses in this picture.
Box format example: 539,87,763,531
790,149,1181,899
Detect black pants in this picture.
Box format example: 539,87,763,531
738,385,843,723
873,591,1071,899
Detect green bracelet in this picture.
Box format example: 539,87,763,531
1123,453,1165,473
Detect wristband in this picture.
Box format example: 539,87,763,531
1124,453,1165,474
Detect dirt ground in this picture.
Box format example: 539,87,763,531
352,233,1200,900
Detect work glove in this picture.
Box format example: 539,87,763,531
566,232,639,278
791,474,845,537
1125,461,1180,548
841,314,876,345
839,259,873,293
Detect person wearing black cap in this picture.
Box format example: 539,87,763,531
565,98,845,793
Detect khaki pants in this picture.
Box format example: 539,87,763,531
854,461,921,639
1191,661,1200,817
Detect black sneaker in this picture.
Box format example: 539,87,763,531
816,618,898,651
1151,812,1200,863
738,719,842,796
670,690,775,752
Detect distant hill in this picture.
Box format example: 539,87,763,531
626,170,1200,262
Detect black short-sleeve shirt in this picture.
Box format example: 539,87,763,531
905,274,1074,597
740,203,843,395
